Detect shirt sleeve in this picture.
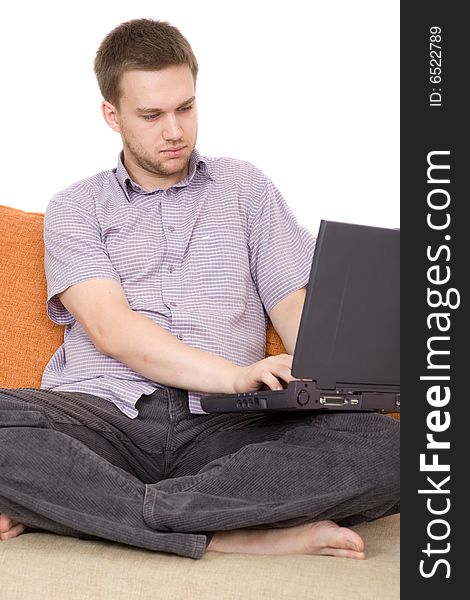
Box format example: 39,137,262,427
44,188,121,325
248,177,316,315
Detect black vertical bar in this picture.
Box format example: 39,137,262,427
401,2,466,596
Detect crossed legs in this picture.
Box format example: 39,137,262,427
0,388,399,559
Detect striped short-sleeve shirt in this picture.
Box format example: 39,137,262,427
41,149,315,415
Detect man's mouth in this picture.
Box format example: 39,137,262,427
160,146,186,157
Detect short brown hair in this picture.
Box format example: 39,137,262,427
94,18,198,105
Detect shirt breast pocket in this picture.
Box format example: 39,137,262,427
185,226,250,303
103,210,166,284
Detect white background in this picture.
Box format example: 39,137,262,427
0,0,399,234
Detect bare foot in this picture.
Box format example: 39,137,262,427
0,513,26,541
208,520,366,560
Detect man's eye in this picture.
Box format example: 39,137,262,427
142,114,160,121
178,105,193,112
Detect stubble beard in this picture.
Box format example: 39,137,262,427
123,133,193,180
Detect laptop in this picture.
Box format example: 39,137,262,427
200,220,400,414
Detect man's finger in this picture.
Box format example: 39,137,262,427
261,371,284,391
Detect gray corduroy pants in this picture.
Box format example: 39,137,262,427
0,387,399,559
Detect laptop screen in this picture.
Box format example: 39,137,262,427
292,221,400,391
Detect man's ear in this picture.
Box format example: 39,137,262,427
101,100,121,133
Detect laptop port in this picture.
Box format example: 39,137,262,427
319,396,350,407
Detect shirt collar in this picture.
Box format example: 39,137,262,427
115,148,214,200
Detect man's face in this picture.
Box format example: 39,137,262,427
103,65,198,189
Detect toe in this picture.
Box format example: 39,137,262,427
0,523,26,541
0,518,25,541
330,548,366,560
0,514,14,533
337,527,365,552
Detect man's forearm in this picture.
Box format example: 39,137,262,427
100,307,240,393
57,278,293,394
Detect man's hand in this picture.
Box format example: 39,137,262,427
232,354,294,393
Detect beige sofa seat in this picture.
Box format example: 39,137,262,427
2,516,399,600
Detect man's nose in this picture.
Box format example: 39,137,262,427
162,113,183,140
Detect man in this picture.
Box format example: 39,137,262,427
0,18,399,559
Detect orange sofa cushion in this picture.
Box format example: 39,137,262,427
0,205,64,387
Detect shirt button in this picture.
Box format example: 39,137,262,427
168,265,174,273
170,302,177,307
168,225,175,232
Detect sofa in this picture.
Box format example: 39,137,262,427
0,204,400,600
